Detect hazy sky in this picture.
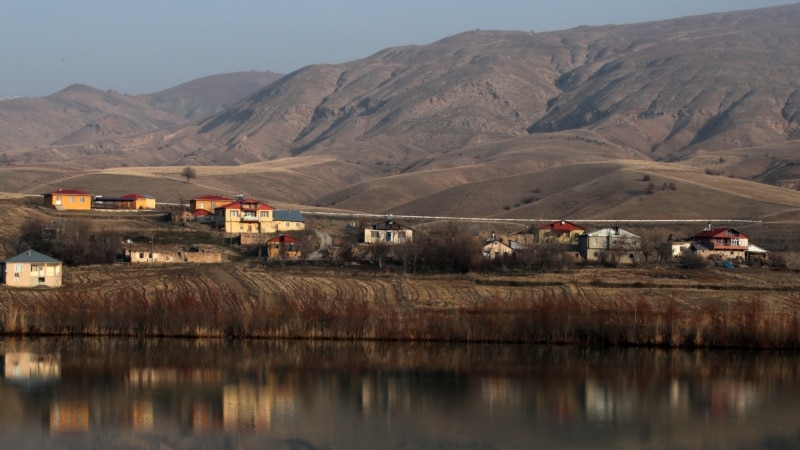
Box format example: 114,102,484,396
0,1,794,98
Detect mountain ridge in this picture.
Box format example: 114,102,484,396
2,4,800,219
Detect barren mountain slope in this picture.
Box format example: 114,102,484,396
0,84,187,154
160,4,800,167
531,5,800,158
138,71,283,121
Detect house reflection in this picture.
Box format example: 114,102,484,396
221,377,297,432
49,401,90,433
2,352,60,381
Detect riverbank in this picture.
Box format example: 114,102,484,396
1,264,799,348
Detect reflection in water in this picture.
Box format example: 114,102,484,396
0,338,800,449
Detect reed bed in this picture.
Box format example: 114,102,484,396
3,283,800,349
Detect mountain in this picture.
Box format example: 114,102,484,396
0,84,186,155
3,5,800,220
176,4,800,165
137,71,283,121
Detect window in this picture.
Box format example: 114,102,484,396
69,196,75,203
14,264,23,273
371,231,380,239
230,210,239,217
386,233,393,242
200,202,206,209
80,197,85,203
260,211,270,218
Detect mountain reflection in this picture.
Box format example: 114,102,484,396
1,338,799,449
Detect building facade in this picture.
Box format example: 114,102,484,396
578,227,641,264
363,219,413,244
1,249,63,287
690,227,749,261
43,188,92,211
215,199,276,235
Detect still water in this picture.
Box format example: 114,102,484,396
1,337,800,449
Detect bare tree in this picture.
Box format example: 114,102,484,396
181,166,197,183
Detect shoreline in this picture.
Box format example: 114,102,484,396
2,264,799,348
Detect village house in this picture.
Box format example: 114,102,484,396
482,232,528,259
686,226,751,261
578,226,642,264
482,238,514,260
189,195,234,223
215,198,277,244
363,218,414,244
95,193,156,210
1,249,63,287
42,188,92,211
273,210,306,232
126,246,223,264
266,234,303,259
536,220,585,245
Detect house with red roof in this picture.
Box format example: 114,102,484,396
689,226,749,261
43,188,92,211
266,234,303,259
96,193,156,210
188,194,234,224
214,199,276,239
536,220,585,245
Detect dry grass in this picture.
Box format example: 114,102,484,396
2,263,800,347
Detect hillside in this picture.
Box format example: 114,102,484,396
137,71,283,121
1,5,800,219
173,4,800,164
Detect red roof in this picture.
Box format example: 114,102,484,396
192,209,213,217
120,193,151,199
192,195,232,201
267,234,301,244
45,188,91,195
217,200,274,211
540,220,584,232
692,228,748,239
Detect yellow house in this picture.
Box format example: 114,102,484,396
266,234,303,259
43,188,92,210
1,249,63,287
215,199,276,234
117,193,156,209
537,220,585,245
273,210,306,232
189,195,234,215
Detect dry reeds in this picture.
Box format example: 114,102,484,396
2,285,799,349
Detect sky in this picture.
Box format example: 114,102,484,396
0,1,794,98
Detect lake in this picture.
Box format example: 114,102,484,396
1,337,799,449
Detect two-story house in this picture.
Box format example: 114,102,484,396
215,199,276,243
1,249,63,287
364,219,413,244
537,220,585,245
43,188,92,211
689,226,749,261
578,226,641,264
189,195,234,223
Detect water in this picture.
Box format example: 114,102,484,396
1,337,800,449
